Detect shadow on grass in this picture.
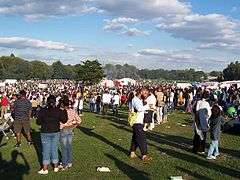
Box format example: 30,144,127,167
110,123,193,153
105,153,150,180
176,166,213,180
78,126,129,155
0,150,30,180
31,128,42,168
157,146,240,179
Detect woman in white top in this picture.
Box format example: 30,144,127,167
129,88,152,162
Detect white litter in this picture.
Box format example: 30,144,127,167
97,167,111,172
170,176,183,180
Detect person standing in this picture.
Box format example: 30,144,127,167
155,87,165,124
13,90,33,148
37,95,68,175
89,94,96,112
1,93,9,119
192,91,211,154
112,92,120,116
207,105,224,160
59,98,81,170
102,90,111,115
95,94,101,114
129,88,152,161
143,89,156,131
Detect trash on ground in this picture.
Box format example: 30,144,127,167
97,167,111,172
170,176,183,180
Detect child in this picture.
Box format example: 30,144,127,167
207,104,225,160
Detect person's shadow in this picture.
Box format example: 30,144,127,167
105,153,150,180
0,150,30,180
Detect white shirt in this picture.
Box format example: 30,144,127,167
131,96,149,124
73,99,79,108
102,93,112,104
146,94,156,109
79,99,83,110
196,99,212,118
170,92,174,102
112,95,120,105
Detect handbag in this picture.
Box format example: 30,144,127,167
128,111,138,127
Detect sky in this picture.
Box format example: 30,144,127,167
0,0,240,71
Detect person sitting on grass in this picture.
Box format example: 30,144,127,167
207,104,225,160
37,95,68,175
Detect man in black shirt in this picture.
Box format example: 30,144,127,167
13,90,33,148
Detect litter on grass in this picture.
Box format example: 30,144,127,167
97,167,111,172
170,176,183,180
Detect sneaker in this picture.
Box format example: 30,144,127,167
58,163,64,169
143,127,148,132
199,151,205,155
214,153,220,157
14,143,21,148
54,167,59,172
67,163,72,168
142,155,153,162
207,156,216,160
129,152,137,159
38,169,48,175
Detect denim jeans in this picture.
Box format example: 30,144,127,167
90,103,95,112
207,140,219,157
60,129,73,167
96,103,101,114
41,132,60,165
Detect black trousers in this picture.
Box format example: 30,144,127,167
192,131,207,153
130,124,147,156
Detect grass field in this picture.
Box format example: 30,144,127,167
0,109,240,180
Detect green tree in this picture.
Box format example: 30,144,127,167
223,61,240,80
30,60,52,79
75,60,105,85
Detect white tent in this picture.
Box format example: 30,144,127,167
4,79,17,84
118,78,137,86
100,79,115,88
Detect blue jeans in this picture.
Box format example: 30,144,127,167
90,103,95,112
207,140,219,157
60,129,73,167
41,132,60,165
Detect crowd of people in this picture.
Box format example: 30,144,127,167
0,80,239,174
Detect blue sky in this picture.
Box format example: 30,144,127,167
0,0,239,71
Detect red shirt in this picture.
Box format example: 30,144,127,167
1,97,9,106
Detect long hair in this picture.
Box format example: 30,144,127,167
47,95,56,108
211,104,221,119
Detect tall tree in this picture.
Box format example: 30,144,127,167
30,60,52,79
75,60,105,85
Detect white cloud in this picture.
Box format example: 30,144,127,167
120,28,151,36
96,0,190,19
103,17,150,36
0,37,74,51
0,0,98,20
103,17,138,31
138,48,193,60
155,12,240,53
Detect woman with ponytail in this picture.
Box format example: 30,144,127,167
36,95,68,175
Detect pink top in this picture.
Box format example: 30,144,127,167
60,108,81,129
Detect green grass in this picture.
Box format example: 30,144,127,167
0,110,240,180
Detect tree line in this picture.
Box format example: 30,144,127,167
0,54,238,83
0,54,105,85
104,63,223,82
